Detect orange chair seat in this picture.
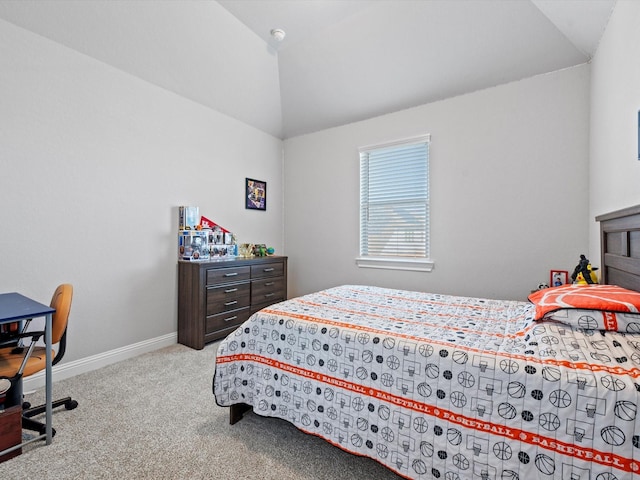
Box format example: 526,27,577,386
0,347,55,378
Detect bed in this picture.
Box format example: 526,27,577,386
213,204,640,480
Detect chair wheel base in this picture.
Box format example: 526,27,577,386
23,417,56,438
22,396,77,438
38,426,56,438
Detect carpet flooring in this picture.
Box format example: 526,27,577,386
0,342,402,479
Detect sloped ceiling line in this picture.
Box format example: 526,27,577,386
0,0,616,139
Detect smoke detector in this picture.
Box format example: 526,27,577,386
270,29,286,42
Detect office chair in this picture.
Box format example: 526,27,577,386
0,284,78,437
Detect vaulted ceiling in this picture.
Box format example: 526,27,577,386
0,0,616,139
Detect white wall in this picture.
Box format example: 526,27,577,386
0,19,283,363
284,65,591,301
0,1,284,138
589,1,640,260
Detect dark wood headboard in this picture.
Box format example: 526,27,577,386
596,204,640,291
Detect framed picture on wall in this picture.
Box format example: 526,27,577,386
550,270,569,287
245,178,267,211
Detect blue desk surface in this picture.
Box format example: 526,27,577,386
0,292,54,323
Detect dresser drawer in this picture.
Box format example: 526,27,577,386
251,276,285,305
205,307,252,336
207,282,251,316
250,262,284,279
206,266,250,286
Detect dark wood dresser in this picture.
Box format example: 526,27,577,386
178,256,287,350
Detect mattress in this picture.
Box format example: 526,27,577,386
213,285,640,479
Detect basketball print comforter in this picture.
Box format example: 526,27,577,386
213,285,640,479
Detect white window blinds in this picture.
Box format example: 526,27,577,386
359,135,430,266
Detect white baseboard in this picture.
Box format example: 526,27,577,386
23,332,178,392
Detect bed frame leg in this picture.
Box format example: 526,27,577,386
229,403,251,425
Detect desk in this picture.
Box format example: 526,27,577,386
0,292,55,454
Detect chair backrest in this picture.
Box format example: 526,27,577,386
50,284,73,364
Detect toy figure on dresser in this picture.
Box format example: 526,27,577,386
237,244,274,257
238,243,253,258
570,254,599,284
208,226,224,245
179,230,210,261
253,244,267,257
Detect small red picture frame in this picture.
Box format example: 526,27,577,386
550,270,569,287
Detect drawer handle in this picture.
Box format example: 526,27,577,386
225,288,238,293
224,272,238,277
224,300,238,306
224,316,238,322
264,282,275,286
263,268,275,272
264,293,275,298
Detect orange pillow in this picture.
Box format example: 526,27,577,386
528,284,640,321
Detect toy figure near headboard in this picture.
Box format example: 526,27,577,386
571,254,599,284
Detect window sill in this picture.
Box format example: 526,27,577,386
355,257,434,272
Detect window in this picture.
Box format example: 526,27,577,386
357,134,433,272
